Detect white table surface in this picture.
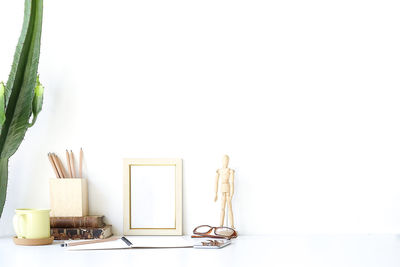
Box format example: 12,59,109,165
1,235,399,267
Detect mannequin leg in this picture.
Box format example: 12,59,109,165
227,197,234,228
220,194,226,226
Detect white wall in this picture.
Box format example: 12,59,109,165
0,0,400,236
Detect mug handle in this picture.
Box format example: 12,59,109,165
13,214,27,238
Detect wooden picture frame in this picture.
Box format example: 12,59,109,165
123,158,182,235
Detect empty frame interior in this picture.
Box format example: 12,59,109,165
123,159,182,235
130,165,175,228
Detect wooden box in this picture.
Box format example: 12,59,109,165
49,178,88,217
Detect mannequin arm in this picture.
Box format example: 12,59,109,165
214,171,219,202
229,170,234,199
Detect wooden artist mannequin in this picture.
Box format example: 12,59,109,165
214,155,235,228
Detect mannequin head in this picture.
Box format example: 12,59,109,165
222,155,230,168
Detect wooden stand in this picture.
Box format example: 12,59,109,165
49,178,88,217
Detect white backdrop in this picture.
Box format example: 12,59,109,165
0,0,400,236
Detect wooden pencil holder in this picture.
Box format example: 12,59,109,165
49,178,89,217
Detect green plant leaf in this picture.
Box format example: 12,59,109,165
29,75,44,127
0,83,6,127
0,158,8,219
0,0,44,218
0,0,43,159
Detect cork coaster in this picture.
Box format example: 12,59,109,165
13,236,54,246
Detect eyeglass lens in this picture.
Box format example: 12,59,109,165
195,225,212,234
215,227,234,237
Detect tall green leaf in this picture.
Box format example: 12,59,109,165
0,0,43,159
0,83,6,127
0,0,43,218
0,158,9,220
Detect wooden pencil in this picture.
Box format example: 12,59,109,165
62,236,119,247
79,148,83,178
70,150,76,178
66,150,72,178
54,154,67,178
51,153,64,178
48,153,60,178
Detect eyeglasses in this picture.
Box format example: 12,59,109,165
191,225,237,240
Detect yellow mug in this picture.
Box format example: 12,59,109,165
13,209,50,239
